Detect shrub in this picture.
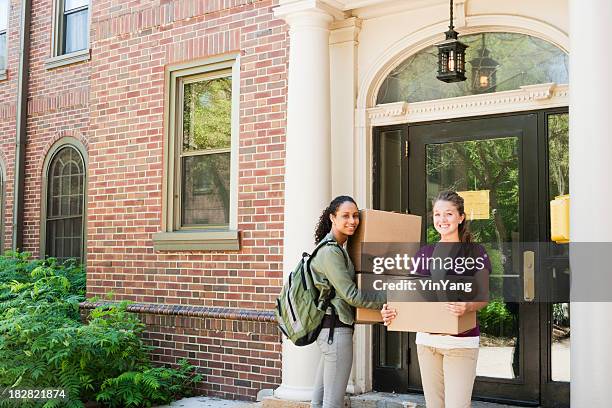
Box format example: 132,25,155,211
477,299,516,338
0,253,201,407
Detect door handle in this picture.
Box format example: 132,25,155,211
523,250,535,301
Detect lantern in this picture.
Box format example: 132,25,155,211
436,0,468,83
470,33,499,93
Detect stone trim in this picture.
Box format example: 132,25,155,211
152,230,240,251
366,83,568,126
44,49,91,70
80,301,276,323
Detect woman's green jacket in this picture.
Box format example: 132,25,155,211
310,232,386,325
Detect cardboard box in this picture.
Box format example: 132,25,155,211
348,209,421,272
355,273,383,324
386,301,476,334
356,307,384,324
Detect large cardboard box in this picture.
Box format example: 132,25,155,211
348,209,421,273
355,273,383,323
386,301,476,334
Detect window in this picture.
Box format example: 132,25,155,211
45,0,90,69
181,75,232,227
153,55,240,251
377,32,569,104
61,0,89,54
42,143,86,261
0,0,8,73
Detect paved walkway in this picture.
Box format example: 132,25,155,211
155,397,261,408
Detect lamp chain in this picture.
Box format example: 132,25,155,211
449,0,454,30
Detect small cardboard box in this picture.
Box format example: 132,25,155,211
386,301,476,334
348,210,421,272
355,273,383,324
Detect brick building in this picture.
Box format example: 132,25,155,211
2,0,612,406
0,0,284,401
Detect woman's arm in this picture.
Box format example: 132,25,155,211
314,244,386,309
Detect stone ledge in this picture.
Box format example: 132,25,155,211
80,301,276,322
262,396,349,408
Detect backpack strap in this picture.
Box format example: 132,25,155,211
311,239,350,345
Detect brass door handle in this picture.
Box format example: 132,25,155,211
524,250,535,301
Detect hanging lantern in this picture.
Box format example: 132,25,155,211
436,0,468,83
470,33,499,93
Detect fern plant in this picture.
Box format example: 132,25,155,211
0,253,202,407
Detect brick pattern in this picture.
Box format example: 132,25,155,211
0,0,23,251
140,312,281,401
0,0,287,400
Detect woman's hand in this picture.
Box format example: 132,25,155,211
446,302,470,316
381,303,397,326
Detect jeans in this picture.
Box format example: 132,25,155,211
310,327,353,408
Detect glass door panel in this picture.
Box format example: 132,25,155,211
372,126,410,391
407,114,540,403
425,137,522,380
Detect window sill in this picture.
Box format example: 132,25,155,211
152,230,240,251
0,70,6,81
44,49,91,70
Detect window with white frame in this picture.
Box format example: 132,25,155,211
153,56,240,251
0,0,8,72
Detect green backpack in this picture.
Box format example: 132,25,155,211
275,239,347,346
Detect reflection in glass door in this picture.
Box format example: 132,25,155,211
425,137,522,381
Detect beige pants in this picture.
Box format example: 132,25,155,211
416,344,479,408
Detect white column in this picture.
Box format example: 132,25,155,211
569,0,612,406
328,17,373,395
274,1,340,401
330,17,361,198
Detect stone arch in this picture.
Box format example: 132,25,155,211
358,15,569,110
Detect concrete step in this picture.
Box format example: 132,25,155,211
263,392,538,408
350,392,539,408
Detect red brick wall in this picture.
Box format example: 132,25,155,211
87,0,286,310
87,0,287,400
1,0,287,401
23,0,92,255
140,312,280,401
0,0,22,251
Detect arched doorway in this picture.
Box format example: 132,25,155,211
371,32,569,407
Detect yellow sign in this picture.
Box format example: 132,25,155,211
550,194,569,243
457,190,490,220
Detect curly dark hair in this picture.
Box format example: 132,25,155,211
433,190,473,243
314,195,358,244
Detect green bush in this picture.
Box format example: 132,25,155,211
0,252,201,407
477,299,516,338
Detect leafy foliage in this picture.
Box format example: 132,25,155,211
478,299,515,338
0,253,201,407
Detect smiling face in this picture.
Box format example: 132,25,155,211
330,201,360,244
432,199,465,242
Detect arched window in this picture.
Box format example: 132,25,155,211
377,32,569,104
44,145,85,260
